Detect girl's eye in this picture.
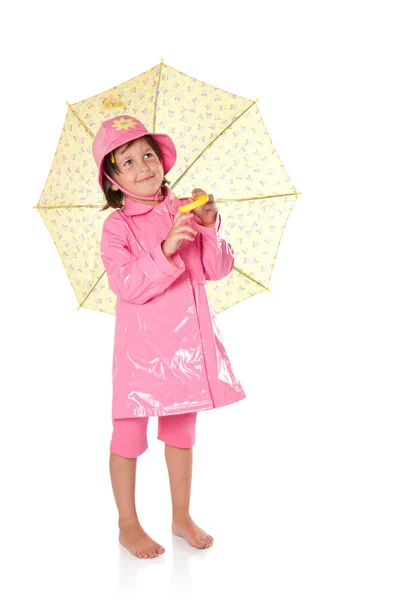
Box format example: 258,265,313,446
123,153,152,167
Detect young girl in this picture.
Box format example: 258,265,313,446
92,115,246,559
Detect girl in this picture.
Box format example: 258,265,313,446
92,115,246,559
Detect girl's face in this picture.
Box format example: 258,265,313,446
111,136,164,199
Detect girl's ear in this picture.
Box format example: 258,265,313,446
111,183,119,191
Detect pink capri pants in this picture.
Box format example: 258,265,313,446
110,412,198,458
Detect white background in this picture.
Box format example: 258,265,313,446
1,1,397,598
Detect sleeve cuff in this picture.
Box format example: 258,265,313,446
151,243,185,276
194,211,221,235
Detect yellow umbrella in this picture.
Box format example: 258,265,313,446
34,60,300,314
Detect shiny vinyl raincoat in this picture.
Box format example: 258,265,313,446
100,186,246,418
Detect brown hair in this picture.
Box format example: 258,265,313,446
99,135,169,211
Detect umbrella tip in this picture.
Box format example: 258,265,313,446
160,57,164,63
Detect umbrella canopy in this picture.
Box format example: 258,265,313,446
34,60,300,314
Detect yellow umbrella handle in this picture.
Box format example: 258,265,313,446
178,194,209,212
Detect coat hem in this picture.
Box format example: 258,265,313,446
111,391,246,419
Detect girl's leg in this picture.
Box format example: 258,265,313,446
158,412,213,549
110,417,165,559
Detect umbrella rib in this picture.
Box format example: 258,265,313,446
233,266,271,291
171,99,258,190
77,270,107,310
33,204,105,209
77,263,271,309
32,191,300,212
217,191,301,202
66,101,95,138
153,58,164,133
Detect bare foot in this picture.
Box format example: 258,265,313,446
119,521,165,559
172,515,213,549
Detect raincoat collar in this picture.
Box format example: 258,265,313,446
121,185,174,216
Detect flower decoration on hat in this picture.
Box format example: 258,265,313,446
111,117,138,131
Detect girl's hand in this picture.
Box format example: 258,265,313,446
190,188,218,227
161,212,198,260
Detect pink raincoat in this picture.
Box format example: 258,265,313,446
100,186,246,418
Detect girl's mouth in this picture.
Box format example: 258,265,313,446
140,175,154,182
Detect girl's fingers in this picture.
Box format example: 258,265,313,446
174,233,195,242
192,188,206,197
179,225,197,235
174,212,194,223
173,220,197,235
170,211,199,242
177,227,197,238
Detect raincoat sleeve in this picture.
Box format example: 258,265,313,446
100,215,185,304
195,212,234,281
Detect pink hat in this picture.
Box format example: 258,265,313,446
92,115,177,193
